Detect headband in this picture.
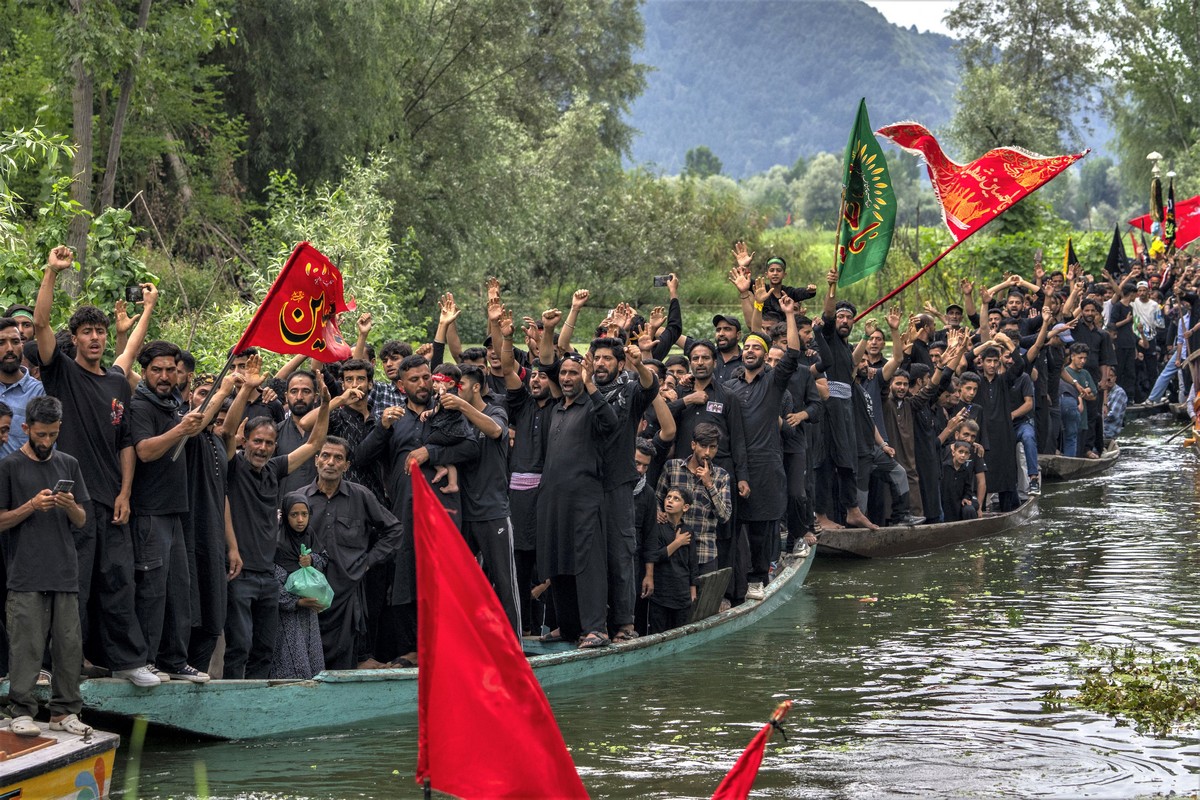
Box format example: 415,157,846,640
744,333,770,351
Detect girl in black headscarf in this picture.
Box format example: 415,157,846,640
270,493,327,679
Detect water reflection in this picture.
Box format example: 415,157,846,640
117,425,1200,798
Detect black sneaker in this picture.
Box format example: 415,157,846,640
166,665,211,684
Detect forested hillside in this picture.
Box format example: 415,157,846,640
627,0,959,175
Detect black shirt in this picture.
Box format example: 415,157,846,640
130,391,189,515
644,521,698,610
1110,302,1137,348
276,417,316,499
596,373,658,490
302,479,402,594
0,449,89,592
38,349,131,506
460,403,510,522
506,383,549,475
227,452,289,572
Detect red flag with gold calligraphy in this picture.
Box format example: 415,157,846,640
232,242,355,362
876,122,1088,243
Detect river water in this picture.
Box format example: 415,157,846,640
117,420,1200,798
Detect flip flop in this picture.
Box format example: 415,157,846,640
577,632,610,649
612,629,639,642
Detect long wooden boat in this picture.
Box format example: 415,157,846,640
815,498,1037,558
1124,400,1169,419
1038,443,1120,481
14,545,816,740
0,726,119,799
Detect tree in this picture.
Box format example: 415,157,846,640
683,146,723,179
946,0,1098,155
791,152,842,229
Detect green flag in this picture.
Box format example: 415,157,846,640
837,99,896,287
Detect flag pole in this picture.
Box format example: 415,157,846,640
168,352,237,462
854,237,966,322
830,186,847,296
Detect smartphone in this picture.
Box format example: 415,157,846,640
52,479,74,495
652,275,671,287
125,285,144,303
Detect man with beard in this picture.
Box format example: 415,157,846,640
174,350,195,406
0,316,44,458
853,322,888,436
372,338,412,416
669,339,750,603
499,311,555,635
0,395,91,737
182,374,243,675
35,245,161,687
276,371,320,498
710,314,744,383
129,340,231,683
229,348,284,425
301,437,402,670
584,334,657,641
1071,298,1117,456
536,308,619,648
814,267,875,530
904,314,936,371
357,354,481,666
222,356,329,679
725,293,801,601
779,315,824,551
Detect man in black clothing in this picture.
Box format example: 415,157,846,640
222,357,329,679
1109,285,1139,399
587,336,657,641
302,437,402,670
1072,298,1117,455
725,293,801,601
711,315,744,383
535,309,619,648
449,365,522,638
277,371,319,497
129,340,231,683
34,245,160,687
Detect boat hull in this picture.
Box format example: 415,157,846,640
816,498,1038,558
1124,400,1169,419
16,546,816,740
0,728,118,799
1038,444,1120,481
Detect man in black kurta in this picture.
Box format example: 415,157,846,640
724,294,801,599
536,349,618,647
302,438,402,670
978,345,1026,512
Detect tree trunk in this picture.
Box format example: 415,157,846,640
98,0,153,211
65,0,93,292
163,132,194,210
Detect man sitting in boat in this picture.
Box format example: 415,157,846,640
1101,371,1128,443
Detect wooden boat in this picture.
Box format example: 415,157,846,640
816,497,1037,558
1170,402,1191,422
1124,400,1169,419
1038,443,1120,482
0,725,119,799
13,546,816,740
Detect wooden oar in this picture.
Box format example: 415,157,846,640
1164,420,1195,444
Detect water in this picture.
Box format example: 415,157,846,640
117,421,1200,798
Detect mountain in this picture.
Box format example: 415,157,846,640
625,0,961,176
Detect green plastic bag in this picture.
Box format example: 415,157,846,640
284,545,334,610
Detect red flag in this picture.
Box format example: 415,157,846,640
1130,194,1200,249
711,701,792,800
232,242,355,362
412,471,588,799
876,123,1087,243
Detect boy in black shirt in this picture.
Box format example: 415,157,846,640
940,441,979,522
640,487,699,634
0,395,91,736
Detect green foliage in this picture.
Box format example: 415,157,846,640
683,146,723,179
1041,644,1200,736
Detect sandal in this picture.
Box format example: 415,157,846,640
50,714,93,737
539,629,563,643
10,716,40,737
612,629,639,642
577,632,610,649
387,657,417,669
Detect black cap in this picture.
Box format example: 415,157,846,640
945,303,964,314
483,335,493,348
712,314,742,331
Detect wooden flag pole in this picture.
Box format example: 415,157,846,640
830,186,848,297
854,236,967,321
168,352,237,463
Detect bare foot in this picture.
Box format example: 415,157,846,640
844,510,879,530
815,514,844,530
357,658,386,670
439,481,460,494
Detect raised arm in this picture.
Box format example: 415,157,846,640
823,267,838,320
352,313,372,361
222,354,265,460
34,245,75,366
881,306,906,383
113,283,159,377
558,289,588,355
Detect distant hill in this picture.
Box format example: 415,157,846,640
626,0,961,176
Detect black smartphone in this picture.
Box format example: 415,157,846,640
52,479,74,495
125,285,144,303
652,275,670,287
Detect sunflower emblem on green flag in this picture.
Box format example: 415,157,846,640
837,99,896,288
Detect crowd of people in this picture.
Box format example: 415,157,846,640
0,239,1194,738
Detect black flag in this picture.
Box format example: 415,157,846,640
1105,224,1130,276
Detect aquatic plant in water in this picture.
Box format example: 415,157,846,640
1041,644,1200,736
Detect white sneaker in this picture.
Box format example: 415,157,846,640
746,582,766,601
167,665,210,684
113,665,162,687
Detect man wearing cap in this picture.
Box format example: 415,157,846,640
710,314,744,383
3,305,35,343
1131,279,1164,402
935,302,967,343
724,294,801,601
814,267,877,530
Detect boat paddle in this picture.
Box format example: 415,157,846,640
1164,420,1196,444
